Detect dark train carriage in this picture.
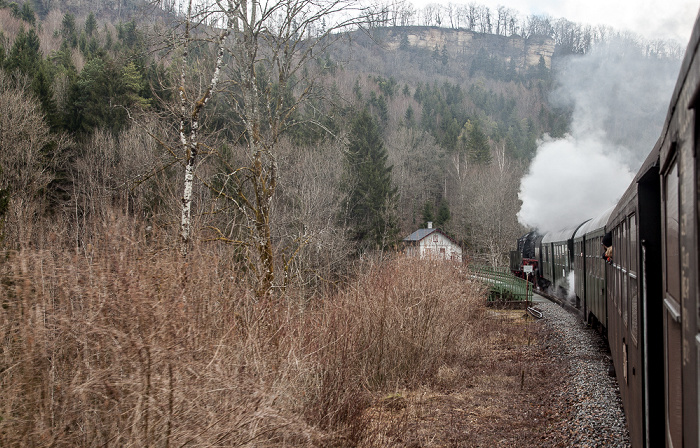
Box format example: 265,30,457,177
655,14,700,446
573,206,614,327
606,145,664,448
541,222,588,296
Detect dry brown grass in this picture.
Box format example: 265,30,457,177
2,213,557,447
357,309,569,448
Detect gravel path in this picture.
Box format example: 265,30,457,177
537,299,631,448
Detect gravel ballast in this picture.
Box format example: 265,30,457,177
537,298,631,447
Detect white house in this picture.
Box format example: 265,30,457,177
402,222,463,262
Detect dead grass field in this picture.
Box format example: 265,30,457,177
358,308,571,447
1,217,570,447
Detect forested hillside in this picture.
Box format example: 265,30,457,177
0,0,681,273
0,0,556,274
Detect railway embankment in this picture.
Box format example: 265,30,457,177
359,296,631,447
537,299,631,447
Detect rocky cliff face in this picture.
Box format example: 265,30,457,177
375,27,555,72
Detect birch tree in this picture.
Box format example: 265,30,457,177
167,0,366,296
178,0,230,257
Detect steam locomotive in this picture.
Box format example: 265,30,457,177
510,13,700,448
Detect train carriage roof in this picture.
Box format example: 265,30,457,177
542,220,590,244
575,206,615,239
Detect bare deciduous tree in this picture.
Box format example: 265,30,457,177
453,153,525,267
0,73,70,246
271,141,352,291
161,0,367,296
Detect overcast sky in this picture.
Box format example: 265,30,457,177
410,0,698,46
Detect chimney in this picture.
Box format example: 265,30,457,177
427,221,433,229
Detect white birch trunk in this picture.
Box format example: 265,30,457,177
179,0,193,257
179,1,230,256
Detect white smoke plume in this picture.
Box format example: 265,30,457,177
518,38,681,233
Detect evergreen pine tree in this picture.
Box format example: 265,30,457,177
353,78,362,101
404,105,415,128
441,44,448,66
32,63,62,130
85,12,97,37
4,28,41,75
343,108,398,252
31,0,50,19
435,200,451,227
399,33,410,51
422,201,434,227
375,94,388,123
18,2,36,25
461,119,491,164
61,13,78,48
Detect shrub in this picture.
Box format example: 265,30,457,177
0,216,487,446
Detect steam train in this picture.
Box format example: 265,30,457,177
510,13,700,448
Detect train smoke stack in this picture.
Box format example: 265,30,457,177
518,38,680,232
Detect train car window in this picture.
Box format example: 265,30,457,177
593,239,598,279
663,158,683,448
607,234,615,306
614,227,621,314
629,214,637,275
592,240,596,279
664,162,681,302
618,263,622,315
623,268,628,326
593,237,600,280
558,244,562,269
629,214,638,345
622,221,628,327
622,219,627,270
587,240,592,277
